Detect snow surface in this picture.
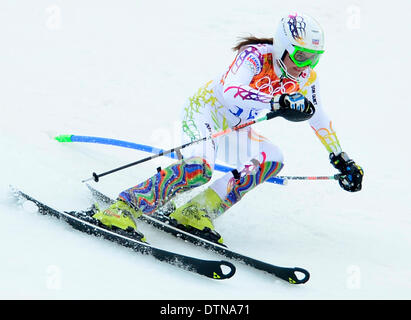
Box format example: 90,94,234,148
0,0,410,300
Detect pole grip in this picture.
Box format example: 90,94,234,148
265,111,278,120
92,172,99,182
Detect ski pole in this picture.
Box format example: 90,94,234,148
55,134,286,185
278,174,341,181
82,111,279,183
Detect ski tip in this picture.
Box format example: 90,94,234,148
211,260,236,280
287,267,310,284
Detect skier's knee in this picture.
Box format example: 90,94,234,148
183,156,213,185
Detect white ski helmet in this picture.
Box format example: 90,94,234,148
273,13,325,78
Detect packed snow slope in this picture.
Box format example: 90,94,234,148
0,0,409,299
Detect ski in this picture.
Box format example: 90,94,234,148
87,184,310,284
11,187,236,280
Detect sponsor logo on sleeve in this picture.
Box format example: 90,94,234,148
245,54,262,74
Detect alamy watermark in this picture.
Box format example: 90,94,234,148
45,5,62,30
346,264,361,290
46,265,62,290
346,5,361,30
149,119,267,167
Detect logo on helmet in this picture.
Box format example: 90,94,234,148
287,14,307,45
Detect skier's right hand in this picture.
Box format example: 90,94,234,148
330,152,364,192
270,93,315,122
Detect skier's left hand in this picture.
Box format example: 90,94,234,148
330,152,364,192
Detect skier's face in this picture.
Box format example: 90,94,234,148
282,52,308,78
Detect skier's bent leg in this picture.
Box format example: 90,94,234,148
213,157,284,216
90,157,212,238
168,155,283,244
118,156,213,215
168,136,284,244
210,142,284,216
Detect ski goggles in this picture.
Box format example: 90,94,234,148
289,46,324,68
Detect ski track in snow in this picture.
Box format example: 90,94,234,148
0,0,410,299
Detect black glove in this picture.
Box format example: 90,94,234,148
330,152,364,192
270,93,315,122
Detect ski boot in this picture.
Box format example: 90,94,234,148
168,187,224,245
90,200,146,242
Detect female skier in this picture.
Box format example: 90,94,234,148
91,12,364,244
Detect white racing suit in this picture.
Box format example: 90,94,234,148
120,44,342,217
179,44,342,214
